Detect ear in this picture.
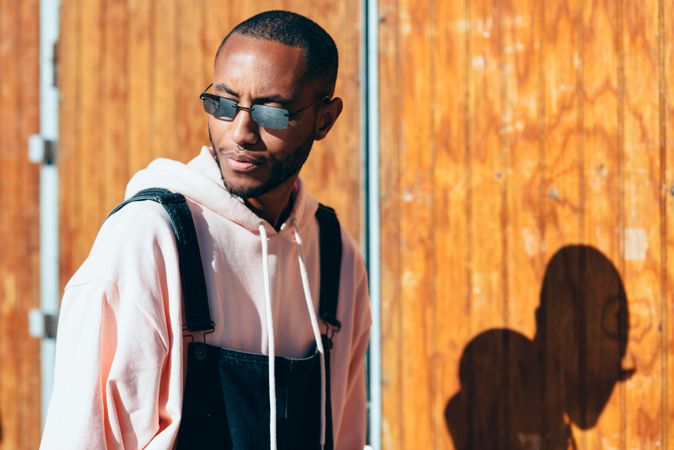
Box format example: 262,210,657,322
313,97,343,141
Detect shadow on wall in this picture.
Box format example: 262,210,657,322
445,245,635,450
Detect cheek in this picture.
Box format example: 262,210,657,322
208,117,227,143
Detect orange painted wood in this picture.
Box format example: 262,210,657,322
126,0,152,173
501,0,549,445
432,1,470,449
621,0,664,446
150,0,178,163
378,0,674,449
502,0,543,340
664,0,674,447
377,1,403,448
577,0,624,447
0,0,41,449
101,0,129,209
540,0,588,447
297,0,364,238
541,0,583,275
57,0,79,293
396,0,435,447
467,0,507,334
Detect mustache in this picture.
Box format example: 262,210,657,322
218,150,266,164
208,127,266,164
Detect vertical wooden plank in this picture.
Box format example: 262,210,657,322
662,0,674,446
0,4,20,448
299,0,363,239
150,0,178,160
202,0,231,84
127,0,153,175
502,0,548,446
174,0,205,161
569,1,625,448
73,0,104,273
577,0,622,447
0,0,41,448
58,0,80,289
378,0,402,447
429,2,470,448
502,0,543,341
396,0,434,447
101,0,128,210
540,0,588,447
433,0,469,447
15,2,41,447
542,1,582,284
621,0,663,447
468,0,506,334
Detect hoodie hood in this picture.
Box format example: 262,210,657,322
125,146,319,237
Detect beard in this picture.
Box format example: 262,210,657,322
209,127,314,199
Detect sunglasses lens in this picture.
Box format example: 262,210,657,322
215,98,238,119
201,95,218,116
201,94,238,119
251,105,289,129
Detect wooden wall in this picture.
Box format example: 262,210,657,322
58,0,364,284
0,1,41,449
5,0,670,448
379,0,674,448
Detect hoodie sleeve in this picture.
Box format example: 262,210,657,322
40,203,185,450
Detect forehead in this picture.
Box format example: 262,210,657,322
213,33,309,99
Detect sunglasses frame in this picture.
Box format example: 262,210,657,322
199,83,329,130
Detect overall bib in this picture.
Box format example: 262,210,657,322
110,189,342,450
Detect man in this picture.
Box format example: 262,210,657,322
41,10,371,450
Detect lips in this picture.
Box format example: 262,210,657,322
222,152,264,172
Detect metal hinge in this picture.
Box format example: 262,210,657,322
28,134,57,165
28,309,58,339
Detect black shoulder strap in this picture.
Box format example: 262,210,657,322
315,204,342,333
315,203,341,450
108,188,214,332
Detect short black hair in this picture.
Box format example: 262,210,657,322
216,10,339,96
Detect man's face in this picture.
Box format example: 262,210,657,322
207,33,326,199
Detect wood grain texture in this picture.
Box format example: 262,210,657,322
59,0,364,284
577,0,623,447
378,0,403,448
503,0,543,344
621,0,663,446
397,0,435,447
0,0,41,449
663,0,674,447
432,1,469,448
468,0,507,333
378,0,674,448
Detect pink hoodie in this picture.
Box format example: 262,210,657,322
40,147,371,449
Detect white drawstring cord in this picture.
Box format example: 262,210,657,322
258,223,277,450
293,221,327,449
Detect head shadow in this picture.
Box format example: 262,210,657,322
445,244,634,449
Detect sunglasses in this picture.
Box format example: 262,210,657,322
199,83,329,129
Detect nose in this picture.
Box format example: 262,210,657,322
229,107,259,147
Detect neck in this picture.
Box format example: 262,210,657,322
245,177,298,229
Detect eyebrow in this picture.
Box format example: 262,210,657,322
213,83,293,106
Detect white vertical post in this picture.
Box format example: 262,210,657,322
38,0,60,426
363,0,381,448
